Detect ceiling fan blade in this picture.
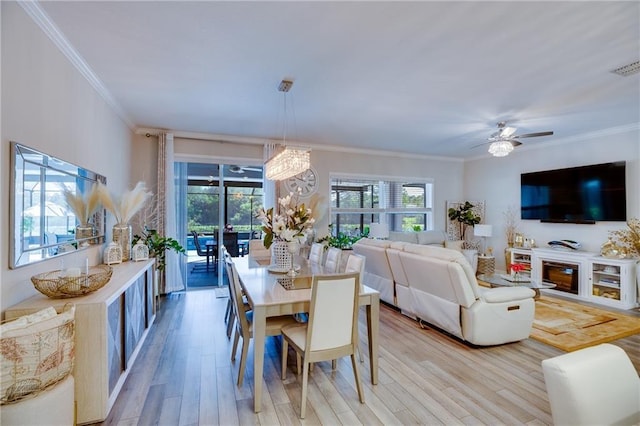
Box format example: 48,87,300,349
513,131,554,139
500,126,517,137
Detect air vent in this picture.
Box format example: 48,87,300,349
611,61,640,77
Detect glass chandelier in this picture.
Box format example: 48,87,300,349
265,147,310,180
488,140,514,157
264,79,310,180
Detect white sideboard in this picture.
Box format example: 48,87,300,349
529,248,638,310
5,259,156,424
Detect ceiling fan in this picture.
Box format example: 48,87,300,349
477,121,554,157
228,165,262,174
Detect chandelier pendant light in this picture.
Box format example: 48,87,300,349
488,140,514,157
264,79,310,181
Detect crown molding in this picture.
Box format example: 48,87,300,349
135,127,465,163
19,1,134,129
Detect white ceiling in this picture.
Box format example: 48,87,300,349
36,1,640,159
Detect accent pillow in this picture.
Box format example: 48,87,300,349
417,230,446,246
388,231,418,244
445,240,464,252
1,305,75,404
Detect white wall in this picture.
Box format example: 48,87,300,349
1,3,133,311
465,129,639,271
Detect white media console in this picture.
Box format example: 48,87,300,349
510,247,639,310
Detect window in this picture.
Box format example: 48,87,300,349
330,176,433,236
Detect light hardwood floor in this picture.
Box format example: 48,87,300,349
98,289,640,425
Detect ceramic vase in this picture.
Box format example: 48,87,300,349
112,223,132,261
272,240,292,270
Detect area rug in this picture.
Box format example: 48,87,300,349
531,296,640,352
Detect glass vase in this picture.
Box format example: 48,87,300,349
112,223,132,262
76,223,95,246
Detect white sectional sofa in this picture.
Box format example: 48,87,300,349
353,238,536,346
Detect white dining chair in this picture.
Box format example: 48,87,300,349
323,247,342,273
226,257,297,387
343,252,367,363
308,242,324,265
281,273,365,418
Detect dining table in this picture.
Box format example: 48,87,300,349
234,254,380,413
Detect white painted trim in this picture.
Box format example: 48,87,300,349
19,1,133,129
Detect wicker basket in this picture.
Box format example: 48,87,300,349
31,265,113,298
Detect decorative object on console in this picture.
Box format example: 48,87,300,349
63,183,101,246
104,242,123,265
132,240,149,261
607,218,640,258
30,265,113,298
547,240,581,250
132,228,185,271
368,222,390,240
264,79,311,181
98,181,152,261
503,205,519,247
473,224,492,256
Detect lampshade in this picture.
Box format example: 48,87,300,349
488,140,514,157
265,147,310,180
369,222,389,239
474,224,493,237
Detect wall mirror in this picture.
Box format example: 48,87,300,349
10,142,107,268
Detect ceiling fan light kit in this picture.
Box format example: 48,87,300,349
488,140,514,157
482,121,554,157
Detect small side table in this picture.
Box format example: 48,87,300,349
477,255,495,276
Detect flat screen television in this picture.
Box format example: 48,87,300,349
521,162,626,223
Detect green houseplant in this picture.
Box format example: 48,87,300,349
448,201,481,242
133,228,185,271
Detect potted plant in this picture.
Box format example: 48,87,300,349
133,228,185,272
448,201,482,244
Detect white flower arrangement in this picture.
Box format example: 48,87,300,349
97,181,152,225
256,192,316,249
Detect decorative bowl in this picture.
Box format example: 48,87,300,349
31,265,113,298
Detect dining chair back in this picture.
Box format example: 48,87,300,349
323,247,342,273
344,253,366,289
191,231,213,272
226,256,298,387
280,273,364,418
308,243,324,265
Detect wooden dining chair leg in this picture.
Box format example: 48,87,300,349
231,329,240,362
224,299,232,323
238,337,250,387
300,360,311,419
226,309,235,339
296,354,301,375
281,339,289,380
351,353,365,403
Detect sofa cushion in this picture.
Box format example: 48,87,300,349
355,238,392,248
444,240,464,252
417,230,447,246
388,231,418,244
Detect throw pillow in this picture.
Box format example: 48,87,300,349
445,240,464,252
1,305,75,404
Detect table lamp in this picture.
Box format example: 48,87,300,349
474,224,492,256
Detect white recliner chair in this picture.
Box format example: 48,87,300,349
542,343,640,426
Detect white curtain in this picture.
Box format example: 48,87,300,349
263,143,277,210
158,133,185,293
174,162,188,287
